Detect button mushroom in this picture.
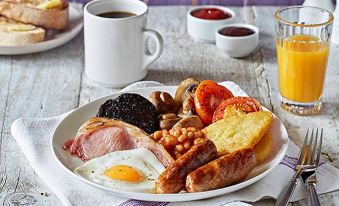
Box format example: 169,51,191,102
174,78,200,107
159,113,182,130
150,91,177,114
178,95,196,117
172,115,204,130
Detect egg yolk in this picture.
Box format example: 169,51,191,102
104,165,144,183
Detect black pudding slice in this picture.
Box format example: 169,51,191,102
96,93,159,133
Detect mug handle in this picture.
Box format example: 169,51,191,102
142,29,164,70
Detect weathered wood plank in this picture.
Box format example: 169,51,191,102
0,33,84,205
0,56,12,164
2,34,84,134
0,134,60,205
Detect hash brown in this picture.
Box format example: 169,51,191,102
253,132,273,164
204,107,273,156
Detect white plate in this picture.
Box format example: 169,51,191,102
52,86,289,202
0,4,83,55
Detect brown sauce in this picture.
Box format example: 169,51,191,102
219,27,255,37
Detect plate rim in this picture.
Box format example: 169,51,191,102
51,85,289,202
0,4,83,55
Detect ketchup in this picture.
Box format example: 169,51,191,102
191,8,232,20
219,27,255,37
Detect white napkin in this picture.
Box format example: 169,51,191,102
10,81,339,206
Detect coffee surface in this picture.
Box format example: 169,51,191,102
98,11,136,18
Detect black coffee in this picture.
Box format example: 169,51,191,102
97,11,136,18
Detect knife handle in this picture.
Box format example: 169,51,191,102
274,175,300,206
307,183,321,206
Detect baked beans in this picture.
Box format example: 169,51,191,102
151,126,206,159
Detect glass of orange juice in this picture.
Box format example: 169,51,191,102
275,6,334,115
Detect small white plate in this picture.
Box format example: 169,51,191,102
0,4,83,55
52,86,289,202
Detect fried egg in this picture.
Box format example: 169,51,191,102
74,148,165,193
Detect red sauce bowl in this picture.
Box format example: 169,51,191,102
191,8,232,20
187,6,235,42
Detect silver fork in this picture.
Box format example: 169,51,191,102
301,128,323,206
275,130,311,206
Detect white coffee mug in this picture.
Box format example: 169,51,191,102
84,0,163,87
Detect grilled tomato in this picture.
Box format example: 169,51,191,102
212,96,262,122
194,80,233,125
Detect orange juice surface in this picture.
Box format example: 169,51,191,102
277,35,329,103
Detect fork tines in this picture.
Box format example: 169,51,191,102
299,128,323,167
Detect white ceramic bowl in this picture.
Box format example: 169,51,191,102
187,6,235,43
215,23,259,58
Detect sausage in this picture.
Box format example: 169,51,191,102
186,148,256,192
155,139,217,194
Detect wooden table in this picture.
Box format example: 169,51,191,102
0,5,338,206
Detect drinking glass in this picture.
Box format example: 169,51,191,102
275,6,334,115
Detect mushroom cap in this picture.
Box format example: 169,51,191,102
174,78,200,107
173,115,204,130
150,91,177,114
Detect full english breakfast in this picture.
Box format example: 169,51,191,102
63,78,273,194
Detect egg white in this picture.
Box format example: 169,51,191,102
74,148,165,193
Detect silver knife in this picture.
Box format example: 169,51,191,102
301,128,323,206
301,169,321,206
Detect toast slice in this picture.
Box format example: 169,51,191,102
0,16,45,46
0,0,68,30
204,107,273,156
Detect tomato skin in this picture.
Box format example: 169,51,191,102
212,97,262,122
194,80,234,125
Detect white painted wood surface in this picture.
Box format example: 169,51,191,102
0,6,338,206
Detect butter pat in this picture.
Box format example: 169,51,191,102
7,24,36,31
37,0,62,9
0,18,36,32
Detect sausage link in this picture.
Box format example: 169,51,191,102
155,139,217,194
186,148,256,192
